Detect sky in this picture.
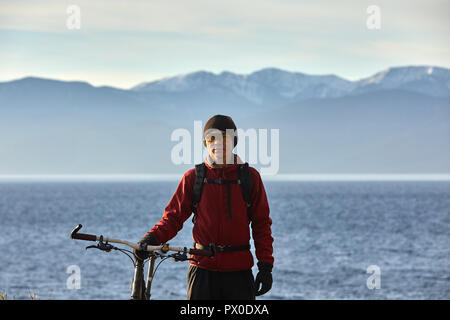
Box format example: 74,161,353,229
0,0,449,89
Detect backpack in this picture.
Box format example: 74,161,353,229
191,162,253,224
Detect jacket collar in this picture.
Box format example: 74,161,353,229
204,153,244,171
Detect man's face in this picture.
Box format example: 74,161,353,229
204,129,234,164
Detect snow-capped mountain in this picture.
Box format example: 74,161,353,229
354,66,450,97
131,68,358,104
132,66,450,105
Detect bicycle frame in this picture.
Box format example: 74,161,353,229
130,255,152,300
70,224,212,300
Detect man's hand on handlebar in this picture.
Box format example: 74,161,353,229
71,225,214,261
133,233,159,261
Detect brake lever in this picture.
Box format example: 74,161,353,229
85,235,115,252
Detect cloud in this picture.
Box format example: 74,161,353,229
1,0,448,87
1,0,447,35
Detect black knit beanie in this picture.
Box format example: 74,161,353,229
203,115,238,147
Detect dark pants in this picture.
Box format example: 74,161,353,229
187,265,256,300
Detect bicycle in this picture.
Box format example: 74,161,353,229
70,224,213,300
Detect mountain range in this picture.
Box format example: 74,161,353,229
133,66,450,102
0,65,449,175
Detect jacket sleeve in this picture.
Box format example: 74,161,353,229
145,170,195,244
249,168,274,266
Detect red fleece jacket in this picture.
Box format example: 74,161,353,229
146,161,274,271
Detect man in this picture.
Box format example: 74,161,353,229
134,114,274,299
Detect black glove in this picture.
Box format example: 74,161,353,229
254,261,273,296
133,233,159,261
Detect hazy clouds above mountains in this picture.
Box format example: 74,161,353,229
1,1,449,88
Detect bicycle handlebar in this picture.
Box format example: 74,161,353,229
70,224,212,257
70,224,97,241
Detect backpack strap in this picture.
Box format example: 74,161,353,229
238,162,253,221
191,162,253,223
191,163,206,224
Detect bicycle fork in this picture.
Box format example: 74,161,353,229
130,255,156,300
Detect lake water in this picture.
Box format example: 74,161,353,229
0,180,449,300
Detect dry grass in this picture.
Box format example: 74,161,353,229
0,289,38,300
29,291,37,300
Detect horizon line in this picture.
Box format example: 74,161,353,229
0,174,449,182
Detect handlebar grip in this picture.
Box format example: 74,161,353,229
72,233,97,241
189,248,213,257
70,224,97,241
